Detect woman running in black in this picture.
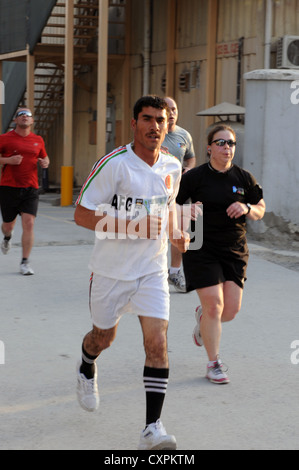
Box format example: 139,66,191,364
176,124,266,383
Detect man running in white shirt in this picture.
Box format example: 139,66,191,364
75,95,190,450
163,97,196,292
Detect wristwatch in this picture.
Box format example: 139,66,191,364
246,203,252,214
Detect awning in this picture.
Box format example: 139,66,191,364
196,102,245,117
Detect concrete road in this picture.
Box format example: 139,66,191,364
0,197,298,450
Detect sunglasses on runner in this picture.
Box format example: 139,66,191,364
211,139,236,147
15,111,32,118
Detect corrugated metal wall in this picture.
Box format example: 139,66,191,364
175,0,207,48
217,0,263,42
10,0,299,184
41,0,299,184
128,0,299,163
272,0,299,38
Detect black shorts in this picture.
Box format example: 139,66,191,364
0,186,39,222
182,238,249,291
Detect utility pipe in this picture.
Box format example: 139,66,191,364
143,0,151,95
264,0,273,69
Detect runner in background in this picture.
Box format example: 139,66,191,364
0,108,50,275
163,97,196,292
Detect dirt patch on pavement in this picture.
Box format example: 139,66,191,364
248,233,299,273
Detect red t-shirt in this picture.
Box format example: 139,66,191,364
0,130,48,189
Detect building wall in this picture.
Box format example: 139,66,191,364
127,0,270,163
244,69,299,229
46,58,130,187
272,0,299,38
127,0,299,160
46,66,98,187
45,0,299,210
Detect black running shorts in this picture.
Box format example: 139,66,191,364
0,186,39,222
182,238,249,291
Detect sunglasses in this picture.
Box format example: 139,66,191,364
16,111,32,118
211,139,236,147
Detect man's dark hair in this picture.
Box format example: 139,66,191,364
133,95,169,121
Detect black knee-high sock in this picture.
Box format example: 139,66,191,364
143,366,169,426
80,345,98,379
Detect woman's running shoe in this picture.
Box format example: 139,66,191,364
206,357,230,384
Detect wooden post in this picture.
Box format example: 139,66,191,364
61,0,74,206
97,0,109,159
26,50,35,129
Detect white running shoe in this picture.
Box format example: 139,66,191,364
168,269,186,293
76,362,100,412
1,238,11,255
192,305,204,347
206,357,230,384
20,262,34,276
138,419,177,450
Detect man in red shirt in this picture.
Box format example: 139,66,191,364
0,108,50,275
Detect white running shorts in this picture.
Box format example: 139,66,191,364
89,271,170,330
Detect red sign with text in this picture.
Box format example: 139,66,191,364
217,42,239,57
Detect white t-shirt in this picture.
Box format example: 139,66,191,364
76,143,182,280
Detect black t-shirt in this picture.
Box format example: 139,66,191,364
176,163,263,246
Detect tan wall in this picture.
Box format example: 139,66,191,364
47,58,132,187
128,0,267,163
272,0,299,38
46,0,299,185
148,0,299,163
46,67,98,187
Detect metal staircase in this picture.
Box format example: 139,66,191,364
2,0,127,139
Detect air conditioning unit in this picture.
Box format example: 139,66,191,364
277,36,299,69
